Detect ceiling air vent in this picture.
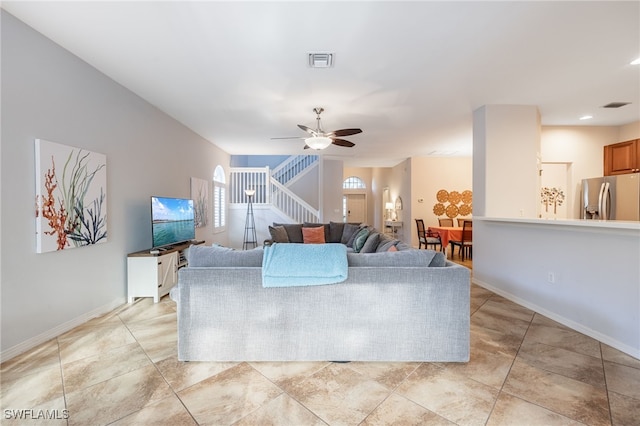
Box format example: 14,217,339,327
602,102,631,108
309,53,334,68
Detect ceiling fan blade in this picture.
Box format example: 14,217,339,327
297,124,317,135
331,128,362,137
303,144,310,150
331,138,355,148
270,136,305,140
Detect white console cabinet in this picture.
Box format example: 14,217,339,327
127,241,202,303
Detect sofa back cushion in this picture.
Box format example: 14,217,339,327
359,232,380,253
273,223,304,243
341,223,361,246
328,221,345,243
268,225,290,243
347,249,443,267
187,245,264,267
375,234,398,252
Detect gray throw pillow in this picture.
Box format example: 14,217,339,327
268,225,289,243
341,223,361,246
359,232,380,253
376,239,399,252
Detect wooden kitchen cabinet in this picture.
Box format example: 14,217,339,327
604,139,640,175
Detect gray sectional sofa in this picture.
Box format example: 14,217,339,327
170,230,471,362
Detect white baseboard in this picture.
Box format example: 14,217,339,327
1,297,126,363
472,278,640,359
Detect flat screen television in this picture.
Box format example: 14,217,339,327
151,196,196,248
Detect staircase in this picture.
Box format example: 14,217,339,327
229,155,321,223
271,155,318,187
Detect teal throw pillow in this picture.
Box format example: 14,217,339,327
353,228,370,253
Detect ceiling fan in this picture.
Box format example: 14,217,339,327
271,107,362,150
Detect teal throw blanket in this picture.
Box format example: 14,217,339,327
262,243,348,287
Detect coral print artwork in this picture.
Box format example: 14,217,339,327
35,139,107,253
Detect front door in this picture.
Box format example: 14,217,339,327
345,194,366,223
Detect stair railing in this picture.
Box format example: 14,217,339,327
270,179,320,223
229,167,321,223
229,167,269,204
271,155,318,186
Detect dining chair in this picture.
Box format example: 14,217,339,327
449,220,472,260
438,218,454,227
457,217,470,227
415,219,442,251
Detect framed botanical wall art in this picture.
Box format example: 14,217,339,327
35,139,107,253
191,177,209,228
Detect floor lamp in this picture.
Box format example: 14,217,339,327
242,189,257,250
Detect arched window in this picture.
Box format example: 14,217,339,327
213,165,226,232
343,176,366,189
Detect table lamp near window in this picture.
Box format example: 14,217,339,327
385,202,395,220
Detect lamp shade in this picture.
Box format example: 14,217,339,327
305,136,333,150
385,202,394,210
244,189,256,197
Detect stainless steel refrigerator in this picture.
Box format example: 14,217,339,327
581,173,640,221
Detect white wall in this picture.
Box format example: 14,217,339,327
287,165,320,209
618,121,640,141
1,11,230,359
474,105,541,218
371,167,393,231
227,205,290,249
322,159,345,223
540,126,620,218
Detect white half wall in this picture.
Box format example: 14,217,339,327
473,218,640,358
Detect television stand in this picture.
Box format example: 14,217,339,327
127,240,204,303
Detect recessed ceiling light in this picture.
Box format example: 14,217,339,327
308,53,334,68
631,57,640,65
579,115,593,120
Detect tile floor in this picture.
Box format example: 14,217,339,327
2,275,639,425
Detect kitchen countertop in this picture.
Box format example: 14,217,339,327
474,216,640,232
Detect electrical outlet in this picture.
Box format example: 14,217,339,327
547,272,555,283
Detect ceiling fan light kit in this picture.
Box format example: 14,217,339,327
305,136,333,150
271,107,362,150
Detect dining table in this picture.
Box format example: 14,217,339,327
427,226,463,251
